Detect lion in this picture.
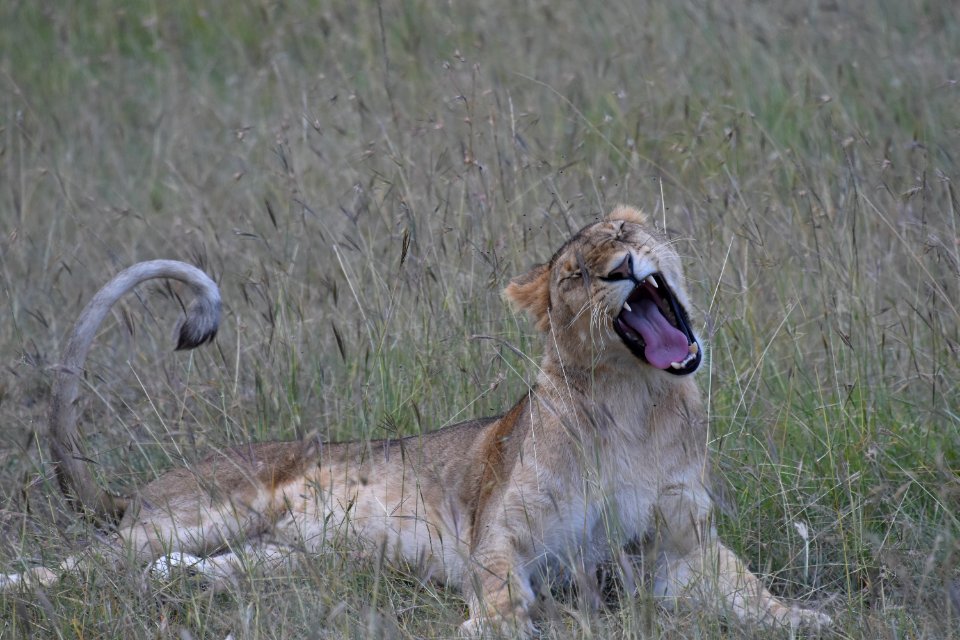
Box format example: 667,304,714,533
1,206,830,635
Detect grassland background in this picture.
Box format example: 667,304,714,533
0,0,958,638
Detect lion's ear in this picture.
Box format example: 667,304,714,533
503,263,551,331
606,205,648,226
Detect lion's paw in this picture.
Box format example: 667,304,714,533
459,614,535,638
787,605,832,631
149,552,206,582
459,618,484,637
0,572,27,590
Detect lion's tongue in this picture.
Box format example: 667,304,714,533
621,298,690,369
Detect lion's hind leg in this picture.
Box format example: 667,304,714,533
0,536,128,592
0,564,62,590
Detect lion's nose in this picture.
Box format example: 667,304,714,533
605,254,633,281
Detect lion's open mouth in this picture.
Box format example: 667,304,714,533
612,273,701,375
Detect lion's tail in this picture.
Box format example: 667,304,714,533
49,260,221,521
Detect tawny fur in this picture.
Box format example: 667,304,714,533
2,209,830,635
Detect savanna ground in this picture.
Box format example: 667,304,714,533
0,0,958,638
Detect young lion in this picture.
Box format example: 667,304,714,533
2,206,830,635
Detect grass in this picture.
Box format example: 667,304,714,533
0,0,958,637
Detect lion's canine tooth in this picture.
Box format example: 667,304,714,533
689,343,699,354
623,301,633,313
646,275,658,288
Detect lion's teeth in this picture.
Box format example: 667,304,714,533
689,342,699,355
671,351,697,370
623,302,632,313
646,276,658,288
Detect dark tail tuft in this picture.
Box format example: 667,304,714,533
175,296,222,350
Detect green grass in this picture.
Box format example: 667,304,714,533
1,0,958,637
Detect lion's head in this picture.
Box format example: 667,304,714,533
504,205,701,376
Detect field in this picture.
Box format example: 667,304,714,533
1,0,958,637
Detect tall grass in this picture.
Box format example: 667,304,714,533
0,0,957,637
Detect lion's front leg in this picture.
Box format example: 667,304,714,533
654,538,831,630
652,484,830,630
